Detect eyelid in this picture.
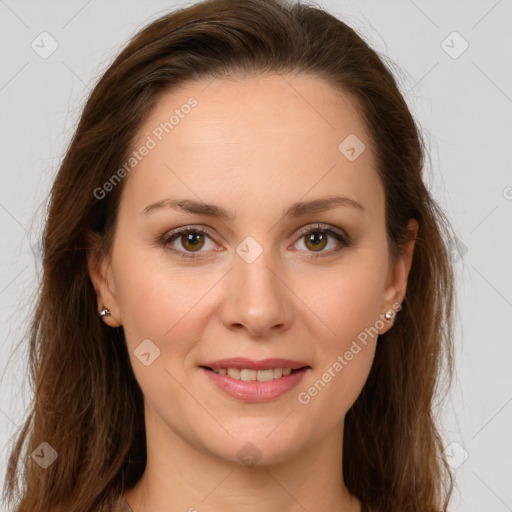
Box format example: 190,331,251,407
293,222,347,240
164,222,348,241
170,224,217,237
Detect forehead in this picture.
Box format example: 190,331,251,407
122,73,383,220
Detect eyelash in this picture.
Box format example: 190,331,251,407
159,223,351,260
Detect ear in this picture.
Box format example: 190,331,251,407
379,218,419,334
86,232,122,327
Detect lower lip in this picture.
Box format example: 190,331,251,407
200,367,309,403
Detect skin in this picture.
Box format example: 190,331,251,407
88,73,418,512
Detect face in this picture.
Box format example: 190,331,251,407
89,73,416,466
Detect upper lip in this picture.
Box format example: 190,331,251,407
201,357,310,370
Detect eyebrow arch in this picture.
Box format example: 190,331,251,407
142,195,364,219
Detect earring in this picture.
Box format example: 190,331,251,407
384,309,394,321
99,308,111,317
379,304,402,336
384,304,402,322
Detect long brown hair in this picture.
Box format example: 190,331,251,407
3,1,456,510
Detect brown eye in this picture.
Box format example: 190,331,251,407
161,226,217,260
303,231,328,252
179,232,206,252
294,224,350,259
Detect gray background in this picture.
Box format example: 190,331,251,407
1,1,511,510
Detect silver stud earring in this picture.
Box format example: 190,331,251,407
100,308,111,317
385,304,402,321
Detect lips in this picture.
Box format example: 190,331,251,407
199,357,311,402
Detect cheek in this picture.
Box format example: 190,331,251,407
297,256,385,412
310,252,387,346
111,248,209,414
111,240,211,343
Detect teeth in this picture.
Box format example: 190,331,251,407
211,367,298,381
227,368,241,379
256,369,274,382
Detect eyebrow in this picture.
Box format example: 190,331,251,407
142,195,364,219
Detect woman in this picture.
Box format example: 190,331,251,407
3,0,456,511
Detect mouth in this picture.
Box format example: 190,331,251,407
199,358,311,403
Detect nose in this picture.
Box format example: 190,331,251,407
219,249,294,338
